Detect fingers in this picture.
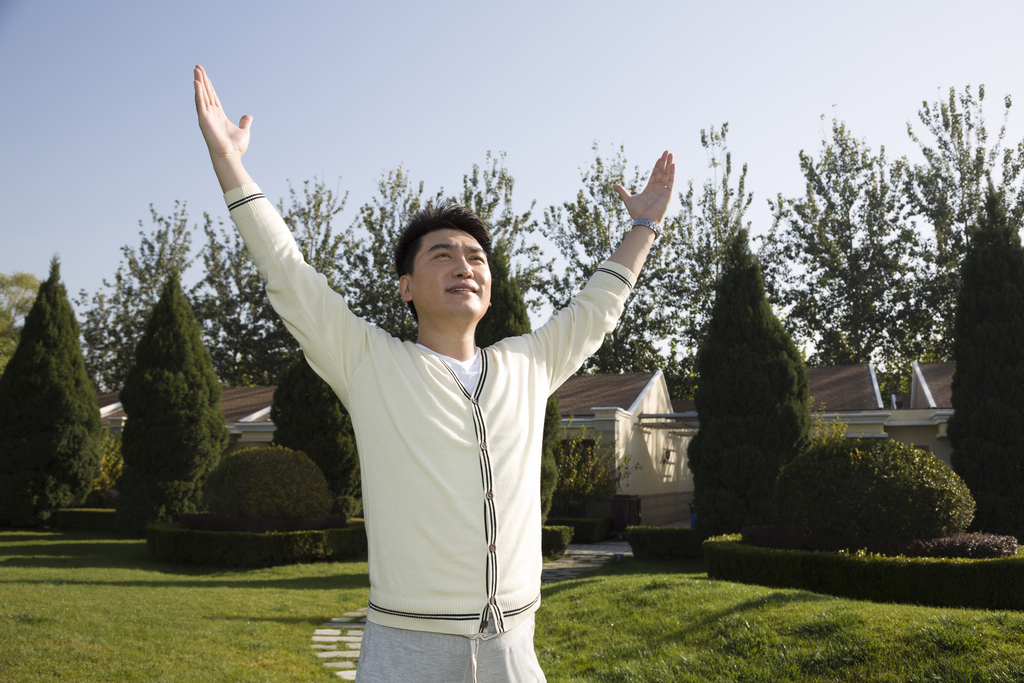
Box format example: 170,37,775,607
239,114,253,132
613,184,632,202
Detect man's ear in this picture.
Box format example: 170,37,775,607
399,274,412,303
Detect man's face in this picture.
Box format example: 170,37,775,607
398,228,491,329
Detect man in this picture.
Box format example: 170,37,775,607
194,64,673,682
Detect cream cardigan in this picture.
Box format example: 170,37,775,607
226,184,635,635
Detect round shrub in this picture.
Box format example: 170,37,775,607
203,446,333,519
773,438,975,539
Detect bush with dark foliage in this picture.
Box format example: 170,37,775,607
774,437,974,539
204,445,334,519
0,258,102,525
115,274,227,534
948,185,1024,541
688,230,810,536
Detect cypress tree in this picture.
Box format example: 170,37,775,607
948,184,1024,540
688,230,810,537
271,356,361,516
115,273,227,533
0,258,102,525
475,241,559,522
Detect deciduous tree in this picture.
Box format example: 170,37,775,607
905,85,1024,359
771,119,920,394
76,203,200,391
0,271,40,374
666,124,779,398
541,144,674,375
192,179,350,386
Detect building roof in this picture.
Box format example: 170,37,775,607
97,386,277,423
806,365,882,412
670,365,883,415
916,362,954,409
556,372,656,417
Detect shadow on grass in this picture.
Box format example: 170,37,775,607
0,530,370,589
0,572,370,591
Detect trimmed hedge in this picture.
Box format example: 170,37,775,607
50,508,118,533
146,520,367,567
545,517,612,544
742,525,1018,559
626,526,703,560
542,526,574,556
704,535,1024,611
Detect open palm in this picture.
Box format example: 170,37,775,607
613,151,675,224
194,64,251,160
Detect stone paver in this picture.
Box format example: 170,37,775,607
310,538,632,678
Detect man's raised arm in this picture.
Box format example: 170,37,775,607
194,65,254,194
609,150,676,276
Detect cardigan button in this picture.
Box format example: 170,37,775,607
486,491,494,500
489,544,496,553
480,441,487,450
490,597,496,605
471,397,478,406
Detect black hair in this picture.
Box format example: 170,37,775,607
394,202,493,321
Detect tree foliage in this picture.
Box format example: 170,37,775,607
0,258,102,524
688,230,810,537
192,179,350,386
115,273,227,533
666,124,780,398
905,85,1024,360
77,203,200,392
271,355,361,517
452,152,551,313
345,167,441,341
542,144,673,375
772,119,920,393
0,271,41,375
948,185,1024,540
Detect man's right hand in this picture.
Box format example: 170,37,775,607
194,65,254,193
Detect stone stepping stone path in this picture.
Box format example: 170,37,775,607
311,539,632,678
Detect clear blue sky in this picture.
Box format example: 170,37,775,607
2,0,1022,309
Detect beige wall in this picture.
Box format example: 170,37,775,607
562,373,693,526
816,409,953,466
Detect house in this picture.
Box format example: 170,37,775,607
556,371,693,527
99,386,278,452
95,361,959,527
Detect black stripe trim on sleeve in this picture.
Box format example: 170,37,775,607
595,266,633,290
227,193,266,211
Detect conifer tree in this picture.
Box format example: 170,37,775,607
271,356,361,516
948,185,1024,540
0,258,102,525
115,273,227,533
688,230,810,537
475,242,559,522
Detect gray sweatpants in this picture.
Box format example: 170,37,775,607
355,614,546,683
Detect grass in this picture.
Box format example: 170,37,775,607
536,558,1024,682
3,531,1024,682
0,529,368,682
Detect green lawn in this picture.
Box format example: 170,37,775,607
2,530,1024,682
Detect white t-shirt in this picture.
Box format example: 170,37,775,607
416,344,481,394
